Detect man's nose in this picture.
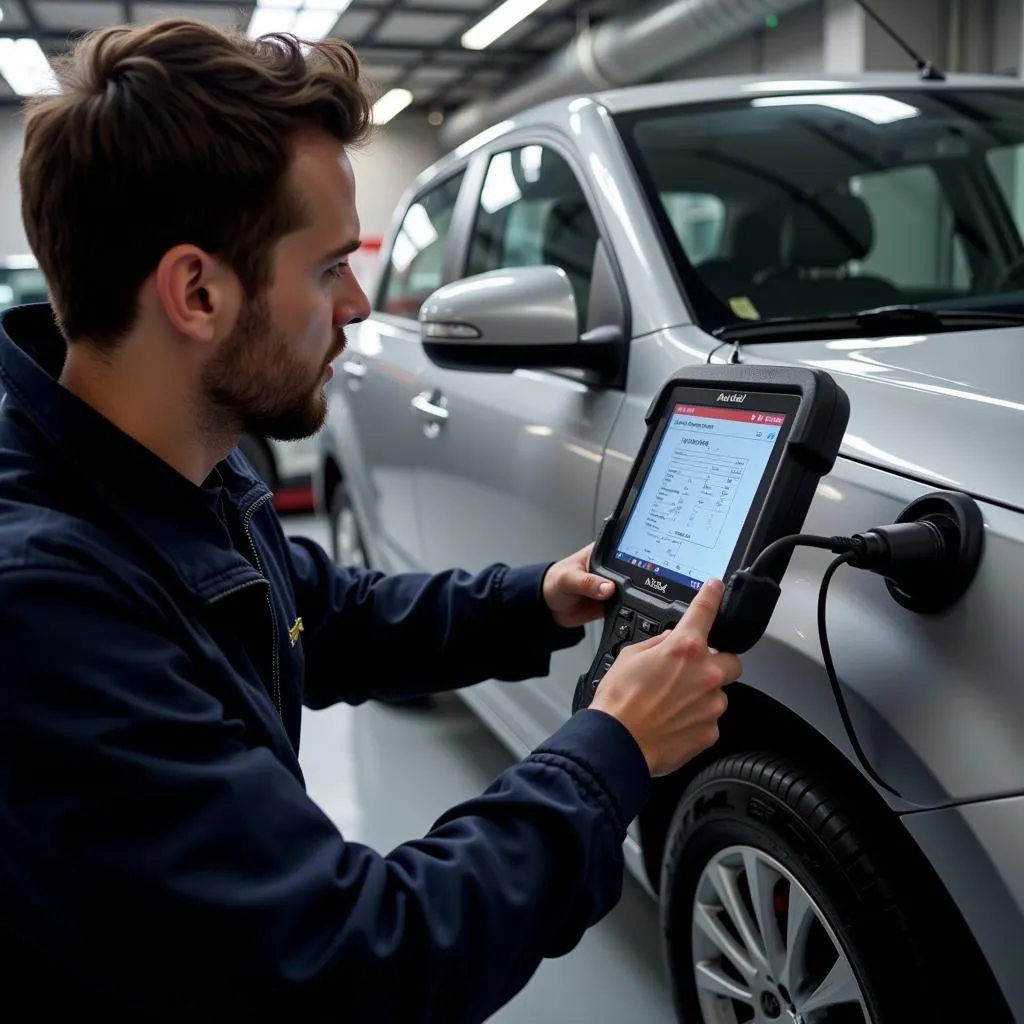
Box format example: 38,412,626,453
335,279,371,328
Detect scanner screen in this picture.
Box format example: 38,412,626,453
615,401,787,591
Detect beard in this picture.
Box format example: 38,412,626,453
201,292,344,443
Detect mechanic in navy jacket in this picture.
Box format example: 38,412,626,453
0,20,742,1022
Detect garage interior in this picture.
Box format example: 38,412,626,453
0,1,1023,1022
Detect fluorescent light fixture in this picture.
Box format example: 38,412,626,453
372,87,413,125
0,38,58,96
246,0,352,42
752,93,919,124
247,5,299,38
293,8,345,39
462,0,551,50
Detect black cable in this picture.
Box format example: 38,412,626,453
818,553,903,799
747,532,858,577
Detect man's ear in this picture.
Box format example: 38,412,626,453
153,245,240,345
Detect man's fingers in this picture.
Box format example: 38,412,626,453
710,650,743,686
619,630,669,656
672,577,725,642
571,570,613,598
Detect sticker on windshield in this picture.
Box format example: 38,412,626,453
729,296,760,320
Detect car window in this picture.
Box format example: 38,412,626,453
380,170,465,319
467,145,599,320
660,192,727,264
621,90,1024,328
850,165,970,291
988,142,1024,241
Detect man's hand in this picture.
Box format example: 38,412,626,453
542,543,615,629
590,578,742,776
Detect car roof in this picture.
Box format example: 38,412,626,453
412,71,1024,202
588,71,1024,114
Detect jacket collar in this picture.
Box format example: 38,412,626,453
0,303,271,603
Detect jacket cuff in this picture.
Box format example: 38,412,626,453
527,709,651,833
497,562,585,653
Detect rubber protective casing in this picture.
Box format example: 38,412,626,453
573,365,850,714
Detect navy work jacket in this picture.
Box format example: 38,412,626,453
0,304,651,1022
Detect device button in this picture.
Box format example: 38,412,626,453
616,607,635,622
614,620,632,642
638,617,660,636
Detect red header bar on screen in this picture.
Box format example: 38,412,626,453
674,403,786,426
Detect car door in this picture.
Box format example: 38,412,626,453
414,139,628,744
335,169,466,574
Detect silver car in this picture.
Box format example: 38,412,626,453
316,73,1024,1022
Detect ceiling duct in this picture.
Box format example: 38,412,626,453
440,0,817,149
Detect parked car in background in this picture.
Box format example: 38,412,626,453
0,259,315,512
316,73,1024,1022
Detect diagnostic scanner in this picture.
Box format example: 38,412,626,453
573,366,850,714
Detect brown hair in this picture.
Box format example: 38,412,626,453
19,19,374,347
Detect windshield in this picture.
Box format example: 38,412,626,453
618,88,1024,332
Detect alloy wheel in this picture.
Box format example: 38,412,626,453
691,844,870,1023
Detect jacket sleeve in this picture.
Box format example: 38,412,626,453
286,534,586,707
0,566,650,1024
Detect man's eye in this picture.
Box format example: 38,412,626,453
327,262,349,280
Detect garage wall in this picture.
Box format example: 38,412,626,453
0,109,28,258
0,108,441,258
992,0,1023,76
348,113,442,241
664,2,825,81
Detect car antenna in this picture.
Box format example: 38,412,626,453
852,0,946,81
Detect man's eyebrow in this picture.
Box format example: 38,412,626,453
321,239,362,262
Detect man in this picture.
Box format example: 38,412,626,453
0,20,741,1021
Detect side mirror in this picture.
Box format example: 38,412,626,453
419,265,621,376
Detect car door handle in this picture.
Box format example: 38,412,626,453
411,391,449,423
340,359,367,379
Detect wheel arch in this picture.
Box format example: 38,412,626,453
637,681,1012,1020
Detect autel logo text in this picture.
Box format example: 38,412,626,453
717,392,747,403
644,577,668,593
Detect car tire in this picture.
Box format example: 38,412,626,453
660,750,957,1024
238,433,276,488
328,479,369,569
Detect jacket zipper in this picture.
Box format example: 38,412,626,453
241,492,282,719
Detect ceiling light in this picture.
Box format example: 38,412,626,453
0,38,58,96
372,87,413,125
293,8,345,39
247,6,298,38
247,1,352,42
462,0,551,50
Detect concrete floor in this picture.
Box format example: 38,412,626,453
285,514,677,1024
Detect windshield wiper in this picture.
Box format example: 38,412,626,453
714,305,1024,344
